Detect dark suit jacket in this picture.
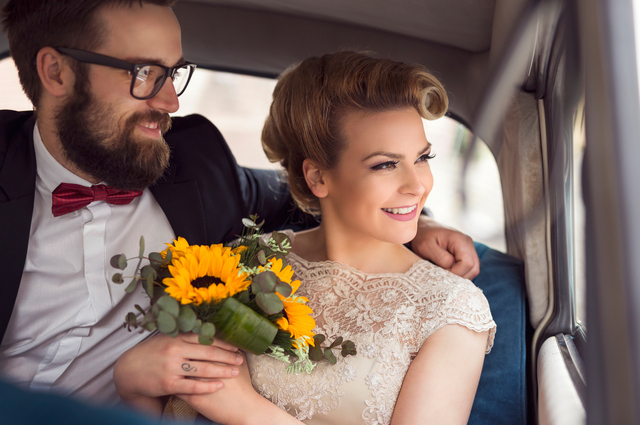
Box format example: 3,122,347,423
0,110,305,342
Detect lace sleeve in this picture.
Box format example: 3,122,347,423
430,277,496,353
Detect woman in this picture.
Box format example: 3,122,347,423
177,51,496,425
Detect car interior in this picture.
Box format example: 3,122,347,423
3,0,640,423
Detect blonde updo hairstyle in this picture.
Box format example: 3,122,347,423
261,51,448,215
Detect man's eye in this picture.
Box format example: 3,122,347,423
371,161,398,171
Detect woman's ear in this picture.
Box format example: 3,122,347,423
303,159,329,198
36,47,75,98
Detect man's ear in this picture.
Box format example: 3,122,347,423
36,47,75,97
302,159,329,198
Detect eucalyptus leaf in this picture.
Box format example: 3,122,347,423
163,249,173,265
157,295,180,317
157,310,177,334
144,321,157,332
274,252,287,263
342,341,357,356
140,265,157,280
112,273,123,284
198,322,216,345
309,345,323,361
110,254,127,270
144,274,154,298
256,292,284,315
124,312,138,330
138,236,145,259
329,336,343,348
198,333,214,345
192,319,202,334
125,277,138,293
252,271,277,294
134,304,146,315
313,334,326,345
148,252,163,266
142,275,153,298
324,348,337,364
177,305,197,332
151,303,160,317
257,250,267,265
275,282,292,298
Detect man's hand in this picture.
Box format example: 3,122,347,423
113,333,243,416
411,215,480,280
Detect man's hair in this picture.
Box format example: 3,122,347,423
261,51,449,215
1,0,177,106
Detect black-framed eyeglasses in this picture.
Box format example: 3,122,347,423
55,47,196,100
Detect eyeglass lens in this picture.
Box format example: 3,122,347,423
132,65,192,98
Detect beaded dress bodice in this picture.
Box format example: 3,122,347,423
246,252,496,425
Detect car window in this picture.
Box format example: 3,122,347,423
0,58,506,251
0,58,32,111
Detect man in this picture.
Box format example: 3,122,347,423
0,0,480,414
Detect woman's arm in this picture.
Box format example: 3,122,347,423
178,352,305,425
391,324,488,425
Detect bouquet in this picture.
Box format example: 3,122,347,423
111,215,355,372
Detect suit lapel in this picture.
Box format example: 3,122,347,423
149,161,208,246
0,114,37,342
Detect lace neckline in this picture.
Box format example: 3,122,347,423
286,250,431,279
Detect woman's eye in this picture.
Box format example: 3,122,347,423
416,152,436,163
371,161,398,171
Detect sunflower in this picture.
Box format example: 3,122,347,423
265,258,316,346
163,243,250,305
162,236,191,260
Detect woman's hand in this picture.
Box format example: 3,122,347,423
179,352,304,425
113,333,243,417
411,215,480,279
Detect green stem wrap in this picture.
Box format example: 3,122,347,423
212,297,278,355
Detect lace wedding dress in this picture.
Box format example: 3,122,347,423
246,251,496,425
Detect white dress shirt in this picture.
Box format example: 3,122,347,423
0,124,175,404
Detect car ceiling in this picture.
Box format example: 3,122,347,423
0,0,531,127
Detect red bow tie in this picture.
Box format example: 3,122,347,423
52,183,143,217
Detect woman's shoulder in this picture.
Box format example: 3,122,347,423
408,260,496,352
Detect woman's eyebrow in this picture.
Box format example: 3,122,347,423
361,142,432,162
361,151,403,162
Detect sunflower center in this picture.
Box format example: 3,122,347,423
191,276,224,289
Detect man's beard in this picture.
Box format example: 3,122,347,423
55,81,172,190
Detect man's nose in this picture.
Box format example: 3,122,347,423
146,77,179,113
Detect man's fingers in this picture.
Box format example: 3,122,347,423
185,343,244,366
450,257,480,280
177,334,243,366
178,361,240,379
425,242,456,270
